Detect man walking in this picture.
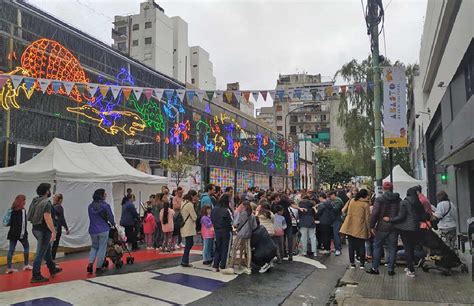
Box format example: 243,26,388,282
328,191,343,256
367,182,401,275
27,183,62,283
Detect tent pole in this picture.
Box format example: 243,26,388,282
389,148,393,183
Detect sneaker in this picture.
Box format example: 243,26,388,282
319,250,330,255
359,265,365,270
259,263,271,274
366,268,380,275
31,276,49,283
221,268,235,275
335,250,341,256
406,271,415,278
203,260,212,265
50,267,63,278
212,267,220,272
388,270,396,276
23,265,33,271
243,268,252,275
6,268,18,274
87,264,93,274
96,267,105,274
180,263,193,268
404,268,408,272
350,264,356,269
179,243,185,248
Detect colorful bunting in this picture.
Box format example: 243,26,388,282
252,91,260,102
224,91,233,103
269,90,276,101
63,81,75,95
276,90,284,101
186,90,195,102
294,88,302,99
0,75,8,89
76,83,87,95
176,89,186,102
99,85,109,97
206,91,215,101
261,91,268,101
133,87,144,100
340,85,347,94
10,75,24,89
51,81,63,94
243,91,251,102
122,87,132,100
23,77,36,91
197,90,205,103
38,78,51,93
88,83,99,96
143,88,153,100
109,85,122,99
154,88,164,101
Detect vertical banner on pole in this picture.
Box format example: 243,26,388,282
382,66,408,148
287,152,295,177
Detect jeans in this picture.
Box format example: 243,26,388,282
300,227,317,254
284,226,294,257
51,227,62,260
213,231,231,269
319,224,332,250
272,236,284,260
365,238,374,257
372,230,398,272
124,225,138,250
32,229,56,278
7,238,29,269
153,222,163,248
89,231,109,267
332,220,342,251
203,238,215,262
348,235,366,265
181,236,194,265
400,231,417,273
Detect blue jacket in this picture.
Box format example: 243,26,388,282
88,200,115,235
200,193,213,208
120,201,139,227
298,200,316,228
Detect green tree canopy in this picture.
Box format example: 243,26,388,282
160,152,196,188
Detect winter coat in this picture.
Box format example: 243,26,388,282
316,200,336,225
389,197,420,232
88,200,115,235
201,215,215,239
331,197,344,224
160,208,175,233
257,211,275,236
120,201,139,227
143,213,157,234
211,206,233,235
370,191,401,231
180,200,197,237
340,199,371,239
298,200,317,228
7,209,28,241
234,211,257,239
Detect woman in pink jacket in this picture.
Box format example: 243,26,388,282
143,208,157,250
159,202,175,252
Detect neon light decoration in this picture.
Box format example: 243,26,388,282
0,68,35,110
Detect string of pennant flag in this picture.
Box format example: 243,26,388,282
0,73,374,107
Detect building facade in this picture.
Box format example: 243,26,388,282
411,0,473,232
256,107,275,129
112,0,216,89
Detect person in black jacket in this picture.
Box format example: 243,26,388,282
298,196,317,257
316,193,336,254
6,194,32,274
51,194,69,260
384,186,425,278
211,194,233,273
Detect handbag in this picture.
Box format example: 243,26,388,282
432,202,451,230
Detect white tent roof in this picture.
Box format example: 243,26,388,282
383,165,426,197
0,138,167,184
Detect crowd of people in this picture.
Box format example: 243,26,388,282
3,180,459,282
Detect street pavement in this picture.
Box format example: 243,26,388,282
0,247,347,306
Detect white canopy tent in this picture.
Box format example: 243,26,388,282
383,165,427,198
0,138,167,251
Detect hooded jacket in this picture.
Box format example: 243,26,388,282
370,191,401,231
88,200,115,235
211,206,233,235
120,201,139,227
298,200,317,228
234,211,257,239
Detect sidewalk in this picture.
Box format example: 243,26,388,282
335,253,474,305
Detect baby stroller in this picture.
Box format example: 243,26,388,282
250,225,277,273
419,228,468,275
104,226,135,269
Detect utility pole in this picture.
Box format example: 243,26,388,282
367,0,384,194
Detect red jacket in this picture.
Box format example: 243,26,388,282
143,213,157,234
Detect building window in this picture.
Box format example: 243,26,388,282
290,126,296,133
145,37,152,45
290,115,298,122
276,105,282,111
305,115,311,121
116,26,127,35
321,114,327,121
132,24,139,31
191,78,195,84
276,116,282,120
193,51,198,55
277,126,282,131
193,64,198,68
144,53,152,60
132,40,138,46
145,21,152,29
117,42,126,52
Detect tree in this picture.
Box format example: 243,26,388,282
317,150,354,189
160,152,196,188
335,57,418,177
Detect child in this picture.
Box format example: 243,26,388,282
273,205,287,263
159,202,175,252
201,206,215,265
143,208,157,250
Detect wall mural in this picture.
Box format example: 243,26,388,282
0,38,292,171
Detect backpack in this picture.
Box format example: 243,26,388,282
3,208,12,227
174,212,184,231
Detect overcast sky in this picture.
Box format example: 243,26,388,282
28,0,427,106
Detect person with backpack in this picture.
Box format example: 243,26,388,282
180,190,198,267
27,183,62,283
383,186,426,278
433,191,457,250
5,194,32,274
51,194,69,260
87,189,115,274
